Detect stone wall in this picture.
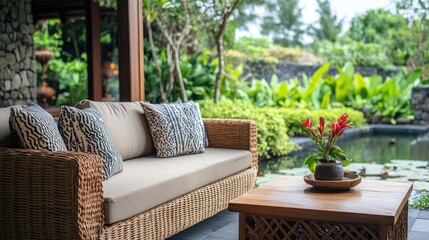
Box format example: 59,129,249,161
412,86,429,125
244,61,401,82
0,0,36,107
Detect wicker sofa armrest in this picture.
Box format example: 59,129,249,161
0,148,104,240
203,118,258,168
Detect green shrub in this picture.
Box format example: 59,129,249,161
198,99,296,159
198,99,366,159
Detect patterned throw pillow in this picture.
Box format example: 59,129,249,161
58,106,123,180
141,102,208,158
9,104,67,151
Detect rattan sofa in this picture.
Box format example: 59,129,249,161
0,102,258,240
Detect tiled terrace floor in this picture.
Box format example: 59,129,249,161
169,208,429,240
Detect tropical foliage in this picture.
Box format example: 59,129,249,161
54,57,88,106
144,49,217,102
221,63,420,124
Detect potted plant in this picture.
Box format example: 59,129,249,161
300,113,353,180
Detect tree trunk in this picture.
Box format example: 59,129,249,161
145,17,167,102
174,49,188,102
155,17,190,102
213,0,241,104
214,37,224,104
71,30,80,58
166,45,175,97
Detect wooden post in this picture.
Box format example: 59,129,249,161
117,0,145,101
85,0,102,101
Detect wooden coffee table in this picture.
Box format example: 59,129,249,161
228,175,412,240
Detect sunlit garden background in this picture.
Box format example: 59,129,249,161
32,0,429,208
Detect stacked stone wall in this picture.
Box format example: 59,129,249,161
412,86,429,125
244,61,401,82
0,0,36,107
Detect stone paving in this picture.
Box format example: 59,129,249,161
404,208,429,240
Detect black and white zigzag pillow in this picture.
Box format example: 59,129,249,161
9,104,67,151
141,102,207,158
58,106,123,180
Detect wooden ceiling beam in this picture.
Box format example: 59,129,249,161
32,0,85,20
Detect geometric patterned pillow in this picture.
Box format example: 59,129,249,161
9,104,67,151
141,102,207,158
58,106,123,180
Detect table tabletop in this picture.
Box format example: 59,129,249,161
229,175,413,226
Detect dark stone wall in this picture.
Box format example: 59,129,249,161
0,0,36,107
244,61,401,81
412,86,429,125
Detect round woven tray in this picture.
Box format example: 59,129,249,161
303,171,362,191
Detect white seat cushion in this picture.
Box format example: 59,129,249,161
103,148,252,224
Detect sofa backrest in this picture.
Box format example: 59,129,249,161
75,100,154,160
0,106,21,148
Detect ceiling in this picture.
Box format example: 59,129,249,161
32,0,86,20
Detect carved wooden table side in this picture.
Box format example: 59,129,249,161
228,176,412,240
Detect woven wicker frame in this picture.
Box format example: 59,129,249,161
0,148,104,239
203,119,258,169
0,118,258,239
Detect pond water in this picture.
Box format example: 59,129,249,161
259,128,429,175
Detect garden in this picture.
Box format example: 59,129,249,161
32,0,429,208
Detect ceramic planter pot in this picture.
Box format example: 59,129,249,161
314,162,344,181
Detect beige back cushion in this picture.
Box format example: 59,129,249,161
75,100,154,160
0,106,22,148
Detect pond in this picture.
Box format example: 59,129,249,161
258,125,429,187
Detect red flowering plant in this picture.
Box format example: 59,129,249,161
300,113,353,172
